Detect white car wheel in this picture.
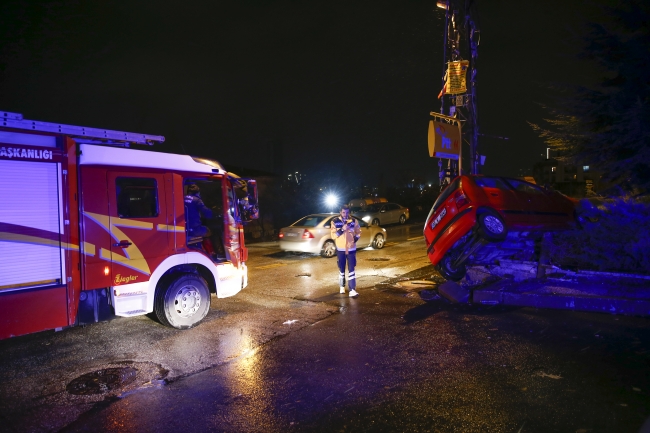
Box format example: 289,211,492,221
321,240,336,258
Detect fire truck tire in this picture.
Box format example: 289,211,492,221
154,274,210,329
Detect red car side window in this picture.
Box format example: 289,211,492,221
475,177,510,191
505,178,544,194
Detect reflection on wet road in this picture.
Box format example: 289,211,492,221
62,280,650,433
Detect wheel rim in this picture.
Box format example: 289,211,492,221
372,219,379,226
483,215,504,234
444,246,464,271
323,242,336,257
442,254,462,274
173,285,202,318
399,215,405,224
374,234,384,248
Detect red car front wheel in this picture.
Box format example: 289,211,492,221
477,210,507,242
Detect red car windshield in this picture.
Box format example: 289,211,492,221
435,178,461,209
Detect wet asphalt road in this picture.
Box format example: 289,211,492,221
2,222,650,432
59,284,650,433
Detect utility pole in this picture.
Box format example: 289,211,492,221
466,0,480,175
435,0,480,177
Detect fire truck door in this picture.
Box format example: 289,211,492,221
107,173,169,284
224,179,242,267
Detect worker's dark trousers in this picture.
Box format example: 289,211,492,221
336,250,357,290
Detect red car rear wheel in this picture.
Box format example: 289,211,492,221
436,249,467,281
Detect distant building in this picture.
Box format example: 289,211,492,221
532,157,604,198
516,167,533,178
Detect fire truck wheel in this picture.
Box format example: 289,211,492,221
154,274,210,329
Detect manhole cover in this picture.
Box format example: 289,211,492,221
367,258,390,261
66,367,138,395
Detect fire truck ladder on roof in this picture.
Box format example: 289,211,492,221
1,111,165,146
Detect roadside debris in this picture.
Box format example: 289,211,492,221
534,371,563,380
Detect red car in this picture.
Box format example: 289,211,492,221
424,175,578,281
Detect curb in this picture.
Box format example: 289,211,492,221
440,263,650,317
472,280,650,316
438,281,470,303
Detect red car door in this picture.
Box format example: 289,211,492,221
473,177,527,226
505,178,551,229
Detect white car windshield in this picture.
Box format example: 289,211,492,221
292,215,328,227
364,204,382,212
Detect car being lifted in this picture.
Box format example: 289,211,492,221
424,175,578,281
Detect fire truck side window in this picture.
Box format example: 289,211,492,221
116,177,159,218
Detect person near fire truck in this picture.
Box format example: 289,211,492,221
185,183,226,260
185,183,213,237
330,204,361,297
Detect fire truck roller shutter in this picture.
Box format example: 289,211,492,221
0,160,64,290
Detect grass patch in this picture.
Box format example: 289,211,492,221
546,197,650,275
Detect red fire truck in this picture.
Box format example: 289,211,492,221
0,111,259,339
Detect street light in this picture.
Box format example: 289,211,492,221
325,193,338,212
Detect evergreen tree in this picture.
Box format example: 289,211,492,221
530,1,650,193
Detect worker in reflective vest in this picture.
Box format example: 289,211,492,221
330,205,361,297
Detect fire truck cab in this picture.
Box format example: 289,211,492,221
0,111,259,339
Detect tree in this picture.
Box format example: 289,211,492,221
530,1,650,193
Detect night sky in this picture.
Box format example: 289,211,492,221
0,0,604,186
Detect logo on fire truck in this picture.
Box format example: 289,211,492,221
114,274,139,285
0,147,54,160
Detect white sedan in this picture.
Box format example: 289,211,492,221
279,213,387,258
353,203,409,226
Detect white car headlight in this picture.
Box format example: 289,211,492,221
362,216,371,222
